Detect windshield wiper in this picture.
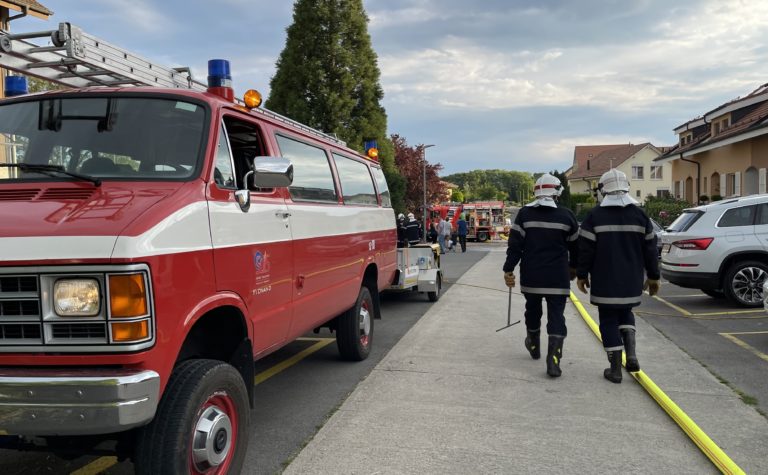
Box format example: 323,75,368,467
0,164,101,187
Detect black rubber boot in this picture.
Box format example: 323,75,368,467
524,330,541,360
546,336,564,377
604,350,622,383
621,329,640,372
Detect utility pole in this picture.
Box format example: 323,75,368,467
422,144,435,243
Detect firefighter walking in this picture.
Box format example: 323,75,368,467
576,169,660,384
503,174,579,377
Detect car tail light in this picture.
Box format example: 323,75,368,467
672,237,714,250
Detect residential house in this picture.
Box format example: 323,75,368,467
656,83,768,202
568,143,669,204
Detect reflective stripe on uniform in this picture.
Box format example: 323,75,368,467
521,286,571,295
567,231,579,242
604,345,624,351
593,224,646,234
579,228,596,241
511,223,526,236
618,324,636,331
590,295,642,305
645,232,655,240
523,221,571,231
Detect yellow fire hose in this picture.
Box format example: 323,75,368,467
569,291,745,475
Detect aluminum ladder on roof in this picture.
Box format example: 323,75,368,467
0,22,347,146
0,22,204,90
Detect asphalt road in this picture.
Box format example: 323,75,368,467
0,246,489,475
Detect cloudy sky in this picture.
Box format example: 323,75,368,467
11,0,768,175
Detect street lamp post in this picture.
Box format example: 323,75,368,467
422,144,435,243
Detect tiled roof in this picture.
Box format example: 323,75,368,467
571,144,625,177
569,143,651,179
3,0,52,16
658,99,768,160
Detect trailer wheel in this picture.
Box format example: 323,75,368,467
337,286,374,361
134,359,250,475
478,231,488,242
428,274,442,302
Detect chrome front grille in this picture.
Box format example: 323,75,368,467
0,275,42,344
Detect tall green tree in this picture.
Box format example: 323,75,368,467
266,0,404,210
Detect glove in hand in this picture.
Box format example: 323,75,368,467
504,272,516,288
577,277,590,294
644,279,661,296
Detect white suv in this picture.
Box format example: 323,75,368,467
661,195,768,307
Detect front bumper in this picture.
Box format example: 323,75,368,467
0,368,159,436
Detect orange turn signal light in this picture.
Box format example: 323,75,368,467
109,274,148,318
244,89,263,109
111,320,149,342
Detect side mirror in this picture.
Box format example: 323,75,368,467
251,156,293,188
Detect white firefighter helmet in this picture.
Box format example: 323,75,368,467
533,173,562,198
398,213,405,220
599,168,630,194
598,168,638,207
526,173,561,208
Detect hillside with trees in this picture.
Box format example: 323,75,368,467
442,170,535,203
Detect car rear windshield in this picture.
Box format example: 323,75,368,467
666,210,703,232
0,96,207,181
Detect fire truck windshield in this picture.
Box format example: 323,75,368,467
0,96,207,182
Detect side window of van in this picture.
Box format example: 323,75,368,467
719,205,756,227
213,123,236,189
371,166,391,207
222,116,270,192
332,153,377,206
276,135,338,202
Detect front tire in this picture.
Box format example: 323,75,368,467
724,261,768,307
428,273,442,302
337,286,374,361
134,359,250,475
477,231,488,242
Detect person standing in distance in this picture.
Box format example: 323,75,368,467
576,169,660,384
457,213,468,252
396,213,408,248
503,174,579,377
405,212,422,246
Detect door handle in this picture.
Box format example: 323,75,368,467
275,211,291,219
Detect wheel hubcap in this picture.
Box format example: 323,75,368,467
192,402,233,471
359,302,371,347
732,267,767,304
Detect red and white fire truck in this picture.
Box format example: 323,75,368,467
0,23,397,474
463,201,506,241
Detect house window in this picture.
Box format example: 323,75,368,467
632,165,644,180
650,165,663,180
636,190,641,198
657,189,670,198
587,159,590,170
726,173,736,196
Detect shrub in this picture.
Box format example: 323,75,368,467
711,194,723,201
699,195,709,203
643,195,691,227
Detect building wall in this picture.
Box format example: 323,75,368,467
669,134,768,202
617,147,669,204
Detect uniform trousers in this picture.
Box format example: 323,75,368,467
598,306,636,350
523,293,567,337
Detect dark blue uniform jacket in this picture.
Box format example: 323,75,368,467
577,205,660,307
503,205,579,295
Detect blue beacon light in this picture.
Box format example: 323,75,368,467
5,76,28,97
207,59,234,102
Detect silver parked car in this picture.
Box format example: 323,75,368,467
661,195,768,307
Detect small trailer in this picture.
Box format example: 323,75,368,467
389,243,443,301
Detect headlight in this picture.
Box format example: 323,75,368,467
54,279,100,316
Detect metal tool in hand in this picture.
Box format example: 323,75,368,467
496,286,521,332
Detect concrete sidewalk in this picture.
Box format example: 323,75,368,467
285,248,768,474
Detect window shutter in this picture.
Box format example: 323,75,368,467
760,168,766,194
720,174,727,197
735,171,741,196
681,180,685,200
